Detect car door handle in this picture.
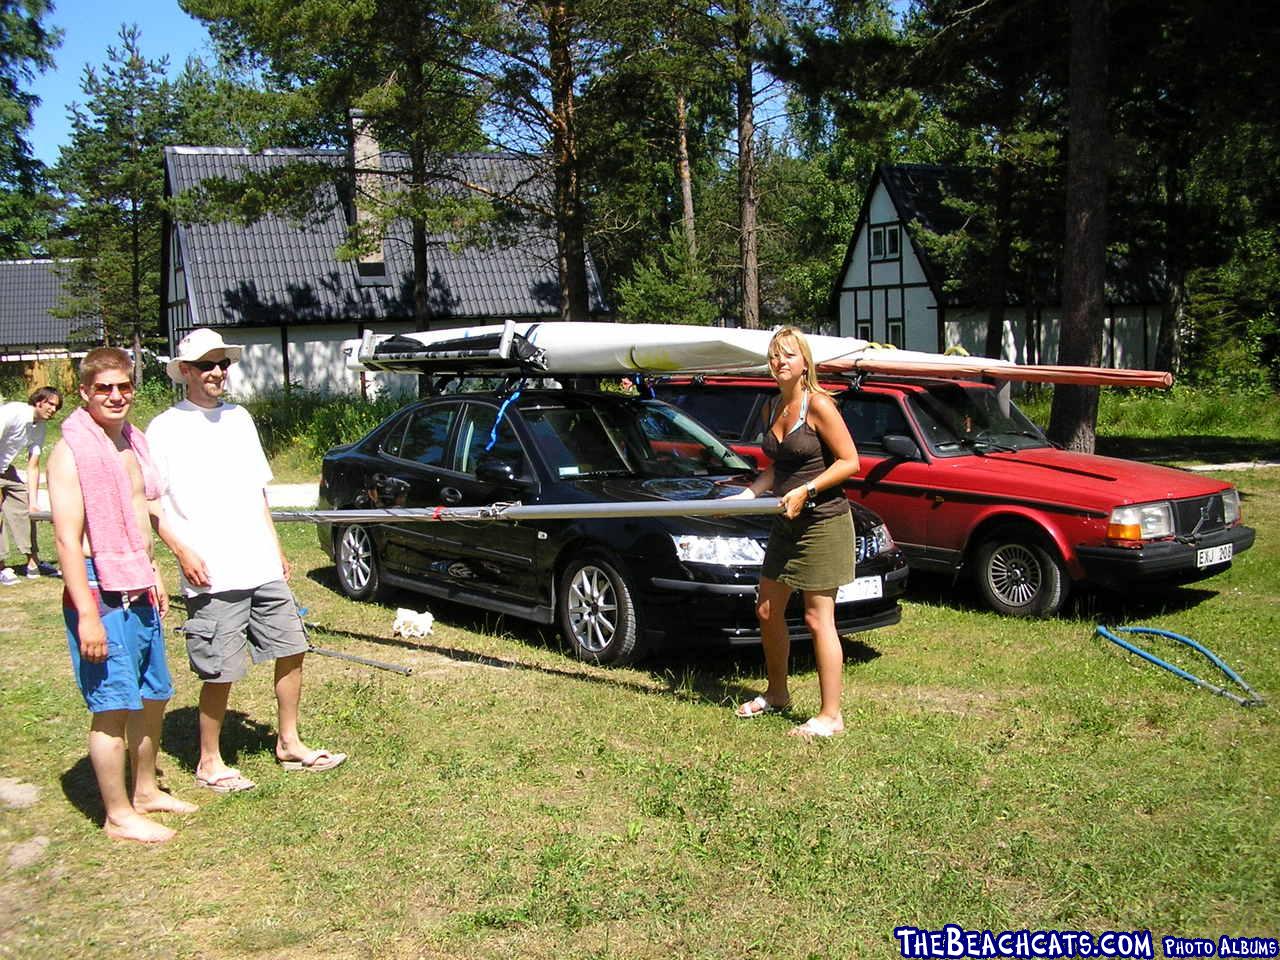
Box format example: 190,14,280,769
440,486,463,505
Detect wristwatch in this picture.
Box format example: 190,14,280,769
805,481,817,500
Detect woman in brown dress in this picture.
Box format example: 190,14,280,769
731,327,860,738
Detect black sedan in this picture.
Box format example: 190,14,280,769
318,388,907,664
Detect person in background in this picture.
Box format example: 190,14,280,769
1,386,62,585
47,349,195,843
731,327,860,738
147,328,345,794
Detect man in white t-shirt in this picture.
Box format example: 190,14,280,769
146,329,345,793
1,387,63,585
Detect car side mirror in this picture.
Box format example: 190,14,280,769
476,455,523,485
881,433,921,461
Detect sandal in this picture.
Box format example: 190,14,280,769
735,695,790,718
789,717,844,739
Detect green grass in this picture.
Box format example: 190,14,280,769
2,467,1278,958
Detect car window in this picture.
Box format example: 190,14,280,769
652,386,764,441
524,406,631,477
841,394,912,451
908,384,1050,455
379,417,409,458
452,403,524,475
399,405,459,466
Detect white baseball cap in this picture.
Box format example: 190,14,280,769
166,328,244,383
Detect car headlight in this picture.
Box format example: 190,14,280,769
857,523,895,562
671,534,766,566
1222,488,1240,525
1107,501,1174,542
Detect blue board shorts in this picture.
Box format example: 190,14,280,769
64,559,173,713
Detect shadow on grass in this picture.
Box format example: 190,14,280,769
1095,435,1280,463
904,569,1222,623
160,706,276,775
303,566,883,713
59,757,104,828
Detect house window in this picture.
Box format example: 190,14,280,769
887,318,905,348
856,321,873,341
870,225,900,261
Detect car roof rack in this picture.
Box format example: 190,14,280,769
358,325,549,377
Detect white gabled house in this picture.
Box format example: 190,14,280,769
830,164,1168,368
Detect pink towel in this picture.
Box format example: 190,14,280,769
59,407,159,591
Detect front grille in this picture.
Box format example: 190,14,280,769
1172,495,1225,536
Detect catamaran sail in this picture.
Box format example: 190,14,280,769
344,322,1173,388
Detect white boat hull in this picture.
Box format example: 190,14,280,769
344,322,1172,388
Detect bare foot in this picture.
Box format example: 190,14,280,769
133,791,199,815
104,812,176,844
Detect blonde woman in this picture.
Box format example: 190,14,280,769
731,327,860,737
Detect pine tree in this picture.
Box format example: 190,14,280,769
1,0,61,257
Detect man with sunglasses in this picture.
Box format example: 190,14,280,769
146,328,345,795
47,348,196,843
1,386,62,584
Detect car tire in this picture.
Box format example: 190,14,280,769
974,529,1068,617
557,553,641,665
335,523,382,601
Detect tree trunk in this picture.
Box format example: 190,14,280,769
675,90,697,260
1153,164,1185,374
1048,0,1108,453
734,0,759,330
984,160,1014,360
409,134,433,397
548,1,591,321
133,328,144,386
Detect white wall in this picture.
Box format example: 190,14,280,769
213,323,418,399
944,308,1158,366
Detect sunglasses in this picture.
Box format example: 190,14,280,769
91,382,135,398
188,358,233,372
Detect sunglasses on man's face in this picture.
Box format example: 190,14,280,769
91,381,135,398
188,358,232,372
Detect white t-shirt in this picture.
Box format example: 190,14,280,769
1,402,44,474
146,400,281,595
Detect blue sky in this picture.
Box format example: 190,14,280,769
27,0,213,166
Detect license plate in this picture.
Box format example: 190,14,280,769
836,575,883,603
1196,543,1233,568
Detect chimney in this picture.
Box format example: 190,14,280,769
349,109,386,277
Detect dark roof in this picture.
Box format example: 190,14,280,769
833,163,1166,310
0,259,100,348
164,146,608,328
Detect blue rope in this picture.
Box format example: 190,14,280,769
485,382,523,452
1095,625,1265,708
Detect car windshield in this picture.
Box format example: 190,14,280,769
522,399,753,478
907,384,1050,455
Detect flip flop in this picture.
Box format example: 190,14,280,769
735,695,790,719
278,749,347,773
194,768,256,793
789,717,843,739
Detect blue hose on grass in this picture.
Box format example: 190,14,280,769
1095,625,1265,708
